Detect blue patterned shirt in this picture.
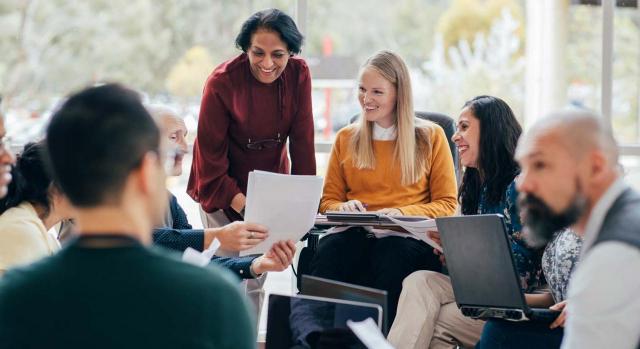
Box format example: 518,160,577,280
477,180,543,292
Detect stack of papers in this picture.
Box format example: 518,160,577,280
315,212,442,252
240,171,323,256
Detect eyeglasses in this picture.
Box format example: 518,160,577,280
246,133,282,151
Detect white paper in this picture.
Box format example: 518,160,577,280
240,170,323,256
202,238,221,259
182,247,210,267
182,238,221,267
347,318,395,349
386,216,442,252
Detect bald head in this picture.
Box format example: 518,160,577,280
517,109,619,167
145,104,188,176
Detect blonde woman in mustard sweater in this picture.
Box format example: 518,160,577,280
292,51,457,344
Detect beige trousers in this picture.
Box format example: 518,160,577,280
199,207,267,316
388,271,485,349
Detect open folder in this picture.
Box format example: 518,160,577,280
240,171,323,256
315,212,442,252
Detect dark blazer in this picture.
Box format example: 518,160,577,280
153,193,258,279
594,187,640,250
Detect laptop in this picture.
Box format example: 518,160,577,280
300,275,389,334
435,214,559,322
265,293,383,349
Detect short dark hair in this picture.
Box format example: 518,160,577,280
45,83,160,207
0,141,56,216
235,8,304,55
459,95,522,215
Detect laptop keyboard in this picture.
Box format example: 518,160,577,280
461,307,525,321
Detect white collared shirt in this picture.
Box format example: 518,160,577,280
372,123,397,141
561,178,640,349
328,122,407,239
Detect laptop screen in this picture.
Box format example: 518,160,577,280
300,275,389,334
435,214,527,309
266,294,382,349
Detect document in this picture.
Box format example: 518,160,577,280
347,318,395,349
182,238,221,267
386,216,442,252
315,212,442,252
240,171,323,256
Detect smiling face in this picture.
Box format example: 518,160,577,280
247,29,290,84
358,67,397,128
452,107,481,168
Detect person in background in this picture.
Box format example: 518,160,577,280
512,110,640,349
188,7,315,233
0,99,15,199
388,96,548,349
0,141,74,276
188,8,316,311
290,50,458,348
0,84,256,348
149,104,295,280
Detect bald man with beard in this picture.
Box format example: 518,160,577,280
509,110,640,349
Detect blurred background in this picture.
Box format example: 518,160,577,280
2,0,639,337
2,0,640,178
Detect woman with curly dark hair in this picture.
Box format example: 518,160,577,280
0,141,74,276
389,96,547,349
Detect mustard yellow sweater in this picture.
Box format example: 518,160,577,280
320,124,458,217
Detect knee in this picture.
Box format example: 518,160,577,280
402,270,445,294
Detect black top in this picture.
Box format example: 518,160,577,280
0,235,256,349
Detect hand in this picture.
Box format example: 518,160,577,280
428,230,441,245
428,231,446,265
338,199,367,212
251,240,297,275
213,221,268,251
230,193,246,214
377,208,402,216
0,164,12,199
549,301,568,329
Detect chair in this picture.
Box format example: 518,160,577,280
296,111,459,291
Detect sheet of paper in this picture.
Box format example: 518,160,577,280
182,238,220,267
347,318,395,349
182,247,210,267
202,238,221,259
240,170,323,256
386,216,442,252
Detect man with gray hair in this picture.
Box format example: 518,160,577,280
513,110,640,348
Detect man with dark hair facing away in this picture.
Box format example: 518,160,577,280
0,84,255,348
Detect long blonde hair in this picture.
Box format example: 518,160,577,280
350,50,432,185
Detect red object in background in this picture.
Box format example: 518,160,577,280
322,36,334,140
